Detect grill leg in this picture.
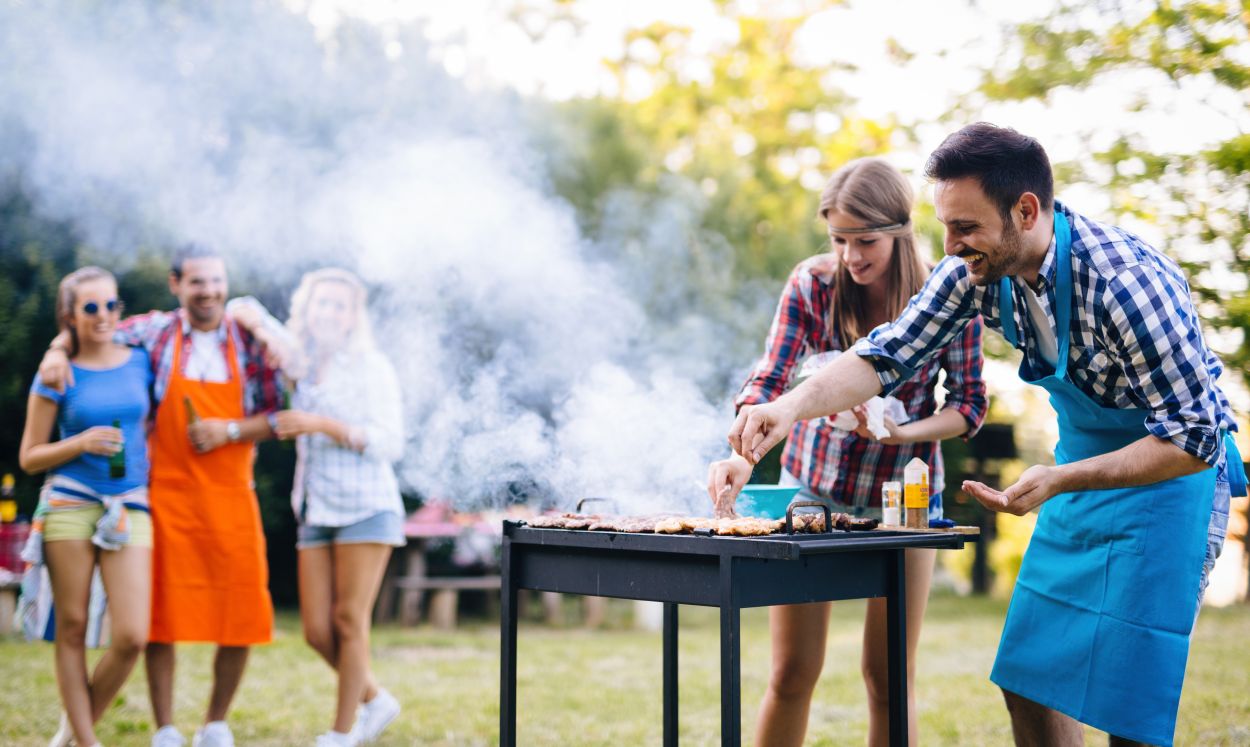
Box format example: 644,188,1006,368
500,538,518,747
886,548,909,747
719,558,740,747
663,602,678,747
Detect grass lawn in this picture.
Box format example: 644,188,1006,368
2,593,1248,745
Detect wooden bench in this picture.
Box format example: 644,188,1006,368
392,575,502,629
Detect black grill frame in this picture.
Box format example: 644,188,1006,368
499,520,973,746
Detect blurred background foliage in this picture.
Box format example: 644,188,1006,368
0,0,1245,601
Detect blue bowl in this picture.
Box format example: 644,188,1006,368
736,485,802,519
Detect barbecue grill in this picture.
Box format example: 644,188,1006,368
499,504,975,746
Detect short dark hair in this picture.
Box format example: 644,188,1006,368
924,123,1054,219
170,242,223,280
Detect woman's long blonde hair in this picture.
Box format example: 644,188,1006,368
287,267,375,359
817,158,928,349
56,266,117,357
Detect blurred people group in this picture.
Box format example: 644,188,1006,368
19,248,404,747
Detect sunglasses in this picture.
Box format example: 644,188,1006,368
80,299,120,316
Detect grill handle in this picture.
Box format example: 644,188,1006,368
785,500,833,535
576,496,620,514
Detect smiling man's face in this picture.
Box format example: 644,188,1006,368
170,256,228,330
934,177,1026,286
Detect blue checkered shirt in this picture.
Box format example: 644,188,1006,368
855,201,1236,466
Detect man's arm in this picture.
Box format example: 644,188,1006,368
730,352,883,463
187,413,274,453
965,435,1207,515
731,256,979,463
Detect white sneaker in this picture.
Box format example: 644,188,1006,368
152,725,187,747
48,711,73,747
314,731,357,747
191,722,234,747
352,688,400,743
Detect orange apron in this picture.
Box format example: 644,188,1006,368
148,324,273,645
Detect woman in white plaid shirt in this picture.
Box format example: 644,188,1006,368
271,268,404,747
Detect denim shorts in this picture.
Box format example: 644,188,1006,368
778,469,943,522
1196,473,1231,614
296,511,406,550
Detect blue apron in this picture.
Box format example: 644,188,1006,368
988,212,1246,746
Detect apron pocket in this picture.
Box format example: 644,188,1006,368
1037,486,1150,556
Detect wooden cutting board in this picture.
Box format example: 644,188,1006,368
874,524,981,535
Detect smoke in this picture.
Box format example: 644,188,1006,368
0,0,768,512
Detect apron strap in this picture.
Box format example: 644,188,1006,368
998,276,1019,347
998,212,1075,378
1052,211,1074,382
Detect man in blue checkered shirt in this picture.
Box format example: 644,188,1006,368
729,123,1246,747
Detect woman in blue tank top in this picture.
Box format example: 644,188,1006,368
19,266,155,747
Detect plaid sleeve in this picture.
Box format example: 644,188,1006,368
1100,263,1223,465
233,321,285,415
113,310,173,350
937,314,988,439
734,265,818,409
854,256,979,395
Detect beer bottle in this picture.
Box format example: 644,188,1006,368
184,395,201,424
0,473,16,523
108,419,126,479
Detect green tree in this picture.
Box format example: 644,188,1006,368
975,1,1250,374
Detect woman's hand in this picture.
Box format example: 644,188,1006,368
707,454,753,517
851,407,910,445
273,410,325,439
76,425,124,456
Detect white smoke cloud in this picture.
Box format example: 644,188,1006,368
0,0,769,511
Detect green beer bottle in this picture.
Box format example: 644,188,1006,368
109,419,126,479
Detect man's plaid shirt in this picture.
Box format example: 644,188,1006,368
855,201,1236,466
736,256,988,508
115,308,284,417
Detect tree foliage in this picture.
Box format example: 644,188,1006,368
978,1,1250,374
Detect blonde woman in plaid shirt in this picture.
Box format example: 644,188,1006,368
707,159,987,747
270,268,404,747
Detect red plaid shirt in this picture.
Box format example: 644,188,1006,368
735,256,987,509
115,309,284,417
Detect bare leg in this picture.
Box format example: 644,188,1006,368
205,646,249,723
1002,689,1084,746
299,546,379,702
330,543,393,733
754,602,832,747
862,548,935,747
145,642,176,728
90,545,151,721
45,540,99,746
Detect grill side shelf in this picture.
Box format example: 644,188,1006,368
788,532,969,554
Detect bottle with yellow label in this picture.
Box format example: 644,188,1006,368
903,458,929,529
0,473,16,523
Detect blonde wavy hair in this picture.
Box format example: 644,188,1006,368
287,267,375,359
817,158,928,349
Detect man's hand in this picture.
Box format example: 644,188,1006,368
188,419,230,453
963,464,1066,516
729,400,798,465
707,454,752,517
272,410,324,440
75,425,124,456
251,328,297,372
39,347,74,394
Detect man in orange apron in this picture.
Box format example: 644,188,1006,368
40,243,285,747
